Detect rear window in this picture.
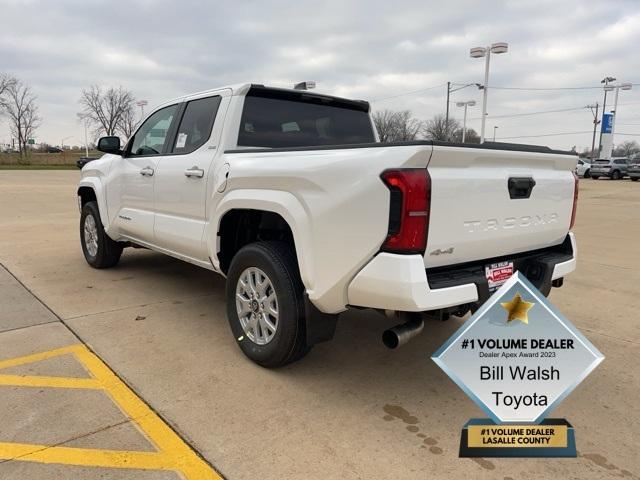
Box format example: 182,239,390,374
595,160,611,164
237,87,374,149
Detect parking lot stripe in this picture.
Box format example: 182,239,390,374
0,344,222,479
0,443,176,470
0,374,100,389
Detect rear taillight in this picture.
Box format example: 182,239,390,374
570,172,579,229
380,169,431,253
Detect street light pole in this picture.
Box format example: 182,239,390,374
456,100,476,143
481,51,491,143
493,126,498,142
447,83,483,142
83,121,89,157
445,81,450,140
470,42,508,143
597,77,616,156
609,82,632,153
136,100,148,121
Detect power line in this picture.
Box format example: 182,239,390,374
467,101,640,121
469,106,590,121
454,83,640,91
497,131,592,140
376,81,640,103
371,83,447,103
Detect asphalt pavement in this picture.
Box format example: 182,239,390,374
0,170,638,479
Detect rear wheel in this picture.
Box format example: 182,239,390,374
80,201,122,268
611,170,621,180
591,175,600,180
226,241,310,368
632,177,639,182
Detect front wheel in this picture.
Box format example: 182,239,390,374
80,201,123,268
611,170,622,180
591,175,600,180
583,169,591,179
226,242,310,368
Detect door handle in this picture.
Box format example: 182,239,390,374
184,166,205,178
140,166,154,176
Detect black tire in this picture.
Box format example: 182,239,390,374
611,170,621,180
583,169,590,179
80,201,123,268
631,177,639,182
591,175,600,180
226,241,310,368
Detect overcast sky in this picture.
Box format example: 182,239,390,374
1,0,639,150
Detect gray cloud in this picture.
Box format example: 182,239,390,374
1,0,639,149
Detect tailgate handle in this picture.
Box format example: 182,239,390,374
508,177,536,199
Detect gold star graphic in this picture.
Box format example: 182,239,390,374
500,292,535,324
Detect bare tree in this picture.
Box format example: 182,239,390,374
423,114,460,141
612,140,640,158
373,109,423,142
0,73,16,98
117,103,139,140
450,126,481,144
0,79,41,157
372,110,397,142
78,85,135,137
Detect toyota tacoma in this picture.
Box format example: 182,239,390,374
77,83,578,367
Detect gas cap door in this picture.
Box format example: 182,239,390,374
216,163,230,193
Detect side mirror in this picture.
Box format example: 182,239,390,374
97,136,122,155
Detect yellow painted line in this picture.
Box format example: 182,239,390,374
0,375,101,389
0,344,222,479
0,442,176,470
0,345,81,370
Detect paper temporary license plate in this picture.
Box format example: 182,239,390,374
485,261,514,292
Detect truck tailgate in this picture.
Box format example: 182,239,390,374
424,146,577,268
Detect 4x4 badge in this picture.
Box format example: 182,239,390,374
430,247,454,256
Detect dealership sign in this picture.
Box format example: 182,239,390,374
432,272,604,456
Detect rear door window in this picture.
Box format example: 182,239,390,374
172,96,221,154
238,87,374,148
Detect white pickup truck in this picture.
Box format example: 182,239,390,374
78,83,578,367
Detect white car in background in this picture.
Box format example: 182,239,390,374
576,159,591,178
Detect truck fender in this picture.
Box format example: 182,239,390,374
77,178,111,232
208,189,315,293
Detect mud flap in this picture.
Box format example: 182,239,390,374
304,294,338,345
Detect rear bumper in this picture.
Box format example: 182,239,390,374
347,233,577,312
590,170,611,177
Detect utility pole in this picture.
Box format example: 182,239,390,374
445,82,482,142
588,103,600,160
445,82,450,141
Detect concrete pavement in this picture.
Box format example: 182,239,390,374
0,170,638,479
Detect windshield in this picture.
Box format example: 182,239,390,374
238,87,375,149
